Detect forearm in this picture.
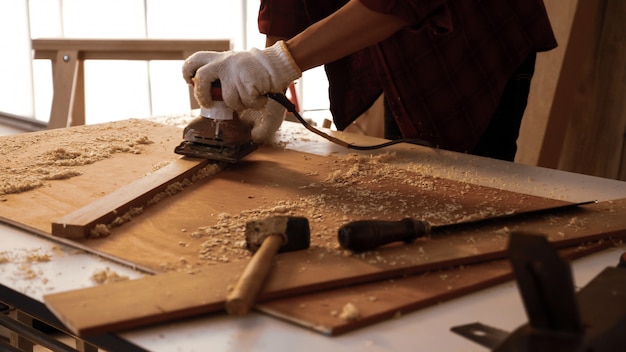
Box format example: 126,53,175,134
285,0,407,71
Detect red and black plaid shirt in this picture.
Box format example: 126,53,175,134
259,0,557,152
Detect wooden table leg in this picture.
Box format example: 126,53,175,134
48,50,79,129
71,59,86,126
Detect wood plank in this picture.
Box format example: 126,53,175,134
2,120,572,273
72,146,575,273
536,0,600,168
32,39,231,60
537,0,626,177
43,199,626,336
557,0,626,179
0,119,185,233
51,157,214,239
515,0,579,165
5,119,618,336
257,241,612,336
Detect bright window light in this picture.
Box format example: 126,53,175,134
1,0,330,127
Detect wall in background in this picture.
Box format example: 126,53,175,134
516,0,578,166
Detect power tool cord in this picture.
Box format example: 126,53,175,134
267,93,433,151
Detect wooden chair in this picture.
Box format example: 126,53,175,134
31,38,230,129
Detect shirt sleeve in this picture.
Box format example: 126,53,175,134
358,0,453,34
258,0,310,39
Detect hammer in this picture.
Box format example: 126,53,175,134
225,216,310,315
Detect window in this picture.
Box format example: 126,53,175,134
0,0,329,126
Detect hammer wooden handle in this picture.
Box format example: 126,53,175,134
225,234,283,315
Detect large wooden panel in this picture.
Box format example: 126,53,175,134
0,119,183,231
0,119,572,273
5,119,620,337
44,199,626,336
257,241,612,336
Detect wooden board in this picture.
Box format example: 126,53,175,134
51,157,213,239
1,119,573,273
4,119,620,336
0,119,184,234
43,199,626,336
257,241,612,336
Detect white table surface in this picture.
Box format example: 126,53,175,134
2,120,625,351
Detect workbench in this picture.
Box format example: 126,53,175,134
1,117,625,351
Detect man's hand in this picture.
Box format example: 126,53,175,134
240,99,286,144
182,41,301,112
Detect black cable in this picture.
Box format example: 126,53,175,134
267,93,433,150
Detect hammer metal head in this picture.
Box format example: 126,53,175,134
245,216,310,253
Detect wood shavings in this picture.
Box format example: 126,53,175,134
151,160,172,171
85,208,145,239
566,217,588,230
111,207,145,227
91,267,129,285
190,231,204,239
495,227,511,235
338,302,360,321
147,112,195,128
0,119,158,195
0,248,54,284
25,253,52,263
190,164,222,182
0,249,53,264
148,182,189,205
186,151,539,268
90,224,111,238
0,177,43,194
40,169,83,180
21,267,38,280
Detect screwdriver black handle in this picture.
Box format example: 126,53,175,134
338,218,432,252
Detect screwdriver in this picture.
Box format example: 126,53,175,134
337,200,596,252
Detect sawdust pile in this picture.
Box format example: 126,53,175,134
0,248,54,283
187,152,520,266
91,267,130,285
148,163,222,206
336,302,361,321
0,119,157,196
148,112,195,129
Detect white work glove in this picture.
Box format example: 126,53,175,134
240,99,287,144
182,41,301,112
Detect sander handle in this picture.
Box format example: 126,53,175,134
338,218,431,252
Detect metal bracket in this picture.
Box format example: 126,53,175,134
451,231,626,351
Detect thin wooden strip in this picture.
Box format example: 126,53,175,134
32,39,230,59
257,241,612,336
43,199,626,336
51,157,213,239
